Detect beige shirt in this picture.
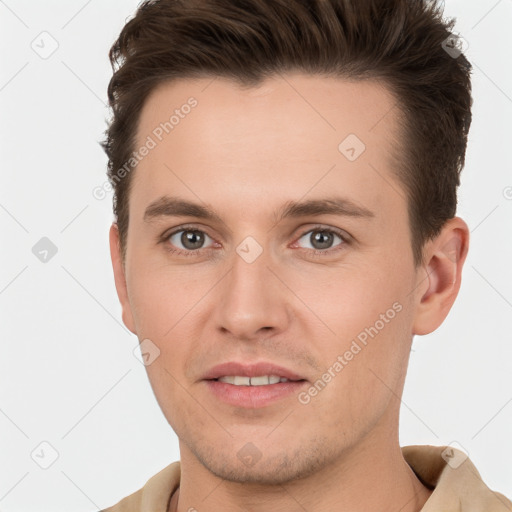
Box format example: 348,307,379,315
101,445,512,511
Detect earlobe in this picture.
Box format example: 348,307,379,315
109,223,137,334
412,217,470,336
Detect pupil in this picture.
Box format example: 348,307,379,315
312,231,332,250
182,230,204,249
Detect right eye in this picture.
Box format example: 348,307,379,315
163,227,217,256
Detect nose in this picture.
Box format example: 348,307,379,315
213,242,291,341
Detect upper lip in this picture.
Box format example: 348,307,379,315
202,361,307,381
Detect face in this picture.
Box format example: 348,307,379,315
111,74,445,484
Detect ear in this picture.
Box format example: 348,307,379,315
412,217,470,335
109,223,137,334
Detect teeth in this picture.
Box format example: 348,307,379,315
217,375,290,386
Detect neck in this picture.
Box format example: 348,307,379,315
171,428,432,512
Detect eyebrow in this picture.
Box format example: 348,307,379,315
143,195,375,224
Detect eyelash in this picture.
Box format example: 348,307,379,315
159,224,350,258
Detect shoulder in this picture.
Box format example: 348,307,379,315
100,487,142,512
100,461,181,512
402,445,512,511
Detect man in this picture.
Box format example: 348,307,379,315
100,0,512,510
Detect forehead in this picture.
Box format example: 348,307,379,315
131,74,405,220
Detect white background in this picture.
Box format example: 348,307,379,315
1,0,511,510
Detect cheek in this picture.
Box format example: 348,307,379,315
298,305,411,439
295,264,414,404
126,261,210,336
143,356,208,438
126,266,211,396
292,262,407,337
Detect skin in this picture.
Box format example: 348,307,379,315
110,74,469,512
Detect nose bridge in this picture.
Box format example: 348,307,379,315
227,235,273,306
213,234,288,337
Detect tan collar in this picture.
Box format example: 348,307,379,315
136,445,512,512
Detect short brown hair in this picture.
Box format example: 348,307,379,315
102,0,472,266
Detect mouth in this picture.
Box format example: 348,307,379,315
208,375,306,386
201,361,309,407
204,375,308,408
201,361,307,383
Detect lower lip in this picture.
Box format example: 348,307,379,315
204,379,308,408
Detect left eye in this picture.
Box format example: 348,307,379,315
296,229,345,251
